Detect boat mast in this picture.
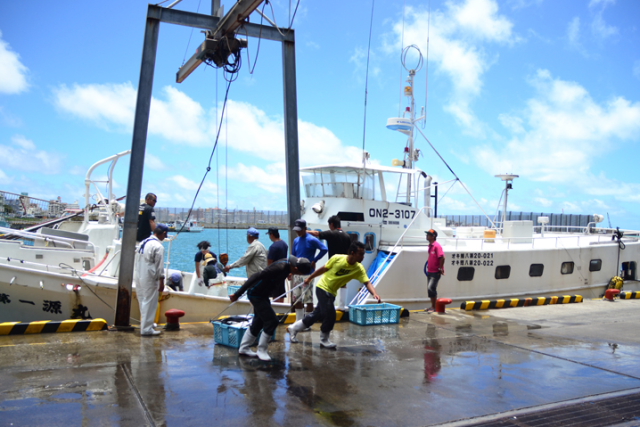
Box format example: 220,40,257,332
495,174,519,232
387,46,424,206
403,69,417,204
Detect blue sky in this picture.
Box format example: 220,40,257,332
1,0,639,229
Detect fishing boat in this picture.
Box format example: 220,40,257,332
0,151,257,324
169,220,204,233
300,56,640,310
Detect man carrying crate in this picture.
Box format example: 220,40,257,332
287,241,382,349
230,256,312,361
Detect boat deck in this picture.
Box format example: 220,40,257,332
1,299,639,426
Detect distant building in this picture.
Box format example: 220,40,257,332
48,197,66,217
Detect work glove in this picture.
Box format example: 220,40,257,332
197,278,204,287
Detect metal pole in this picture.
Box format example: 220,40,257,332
282,36,300,249
114,12,160,329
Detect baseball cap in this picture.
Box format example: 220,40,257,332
156,223,169,233
289,256,312,275
425,229,438,237
247,227,259,237
170,272,182,283
267,227,278,235
292,219,307,231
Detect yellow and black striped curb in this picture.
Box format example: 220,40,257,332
620,291,640,299
0,319,108,335
461,295,583,311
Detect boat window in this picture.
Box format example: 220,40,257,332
347,232,359,243
336,211,365,222
622,261,636,281
495,265,510,279
457,267,475,281
589,259,602,272
529,264,544,277
561,262,574,275
301,169,381,201
364,232,375,253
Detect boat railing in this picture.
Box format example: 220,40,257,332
0,255,107,279
350,205,433,306
0,226,95,252
383,223,639,252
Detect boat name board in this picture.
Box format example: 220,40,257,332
0,292,93,319
368,208,416,220
451,252,495,267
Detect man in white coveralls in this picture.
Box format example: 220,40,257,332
136,223,169,336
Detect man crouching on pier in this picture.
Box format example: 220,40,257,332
288,241,381,349
230,256,312,361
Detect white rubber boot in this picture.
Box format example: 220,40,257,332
287,320,305,343
295,308,305,322
238,330,258,357
320,331,337,349
256,332,271,361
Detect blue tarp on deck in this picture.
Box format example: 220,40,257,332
367,251,396,285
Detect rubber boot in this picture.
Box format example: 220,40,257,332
256,332,271,361
238,330,258,357
320,331,337,349
287,320,305,343
295,308,305,322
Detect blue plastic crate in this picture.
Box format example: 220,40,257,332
212,317,277,348
349,303,402,326
212,321,246,348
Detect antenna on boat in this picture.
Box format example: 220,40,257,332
387,45,425,204
495,174,519,232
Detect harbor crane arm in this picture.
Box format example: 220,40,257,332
176,0,264,83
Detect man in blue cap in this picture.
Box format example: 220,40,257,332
167,272,183,292
225,227,268,278
136,223,169,336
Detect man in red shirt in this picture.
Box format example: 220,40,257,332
425,229,445,312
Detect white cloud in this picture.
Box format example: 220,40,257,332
145,153,167,171
1,135,64,174
0,168,11,185
534,197,553,208
52,84,364,165
53,82,136,131
53,83,211,144
0,106,23,127
567,17,584,53
449,0,514,41
387,0,516,135
226,162,287,193
224,99,363,165
506,0,543,10
158,175,220,206
473,70,640,192
588,0,618,40
0,31,29,95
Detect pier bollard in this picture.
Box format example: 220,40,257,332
604,289,620,301
436,298,453,314
165,309,186,330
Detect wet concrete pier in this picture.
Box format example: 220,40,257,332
1,299,639,426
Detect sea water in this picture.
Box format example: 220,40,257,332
163,228,289,278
